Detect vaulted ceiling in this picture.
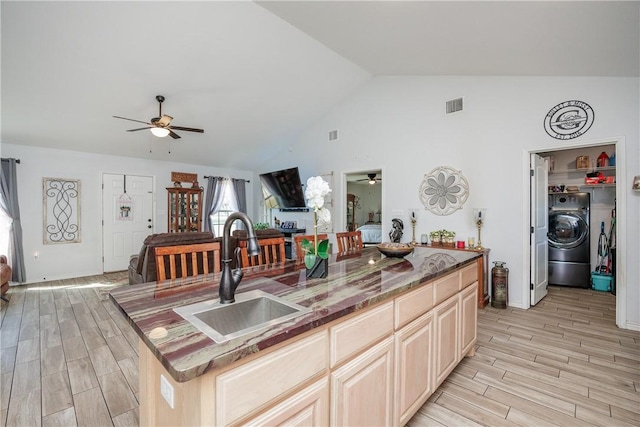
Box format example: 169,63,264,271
2,1,638,171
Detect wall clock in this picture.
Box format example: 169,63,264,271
419,166,469,216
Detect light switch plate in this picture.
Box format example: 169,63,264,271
160,374,174,409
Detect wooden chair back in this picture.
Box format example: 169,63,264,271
336,231,364,252
154,242,221,281
293,234,329,263
239,237,286,267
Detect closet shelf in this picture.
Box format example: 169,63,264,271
550,166,616,174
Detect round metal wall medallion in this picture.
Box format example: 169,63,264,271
544,100,594,140
419,166,469,216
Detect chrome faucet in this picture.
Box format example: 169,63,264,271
219,212,260,304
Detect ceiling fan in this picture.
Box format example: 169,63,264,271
357,173,381,185
113,95,204,139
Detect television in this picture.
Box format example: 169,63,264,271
259,167,307,209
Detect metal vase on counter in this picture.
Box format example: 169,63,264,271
491,261,509,309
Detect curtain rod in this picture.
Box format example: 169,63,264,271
203,175,250,183
0,158,20,163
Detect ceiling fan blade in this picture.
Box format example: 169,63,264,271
169,126,204,133
113,116,151,125
157,115,173,127
126,127,153,132
168,130,181,139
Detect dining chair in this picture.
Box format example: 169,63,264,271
239,237,286,267
293,233,329,263
154,242,221,281
335,230,364,252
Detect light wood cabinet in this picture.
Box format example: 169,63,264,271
138,261,478,427
433,294,460,388
329,301,393,367
167,187,203,233
244,378,329,427
433,270,460,305
394,312,433,426
330,336,394,427
459,282,478,358
216,331,328,426
394,283,433,329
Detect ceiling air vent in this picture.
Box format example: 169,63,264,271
446,97,463,114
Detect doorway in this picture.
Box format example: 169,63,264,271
525,137,626,327
102,174,154,272
345,169,382,242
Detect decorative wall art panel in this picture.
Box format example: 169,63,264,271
117,193,133,221
419,166,469,216
43,178,81,244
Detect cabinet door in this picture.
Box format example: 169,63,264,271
243,378,329,427
433,294,459,388
459,282,478,358
394,312,433,426
331,336,394,426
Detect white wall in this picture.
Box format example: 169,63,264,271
257,75,639,329
1,143,254,283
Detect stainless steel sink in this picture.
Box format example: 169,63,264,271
173,290,311,343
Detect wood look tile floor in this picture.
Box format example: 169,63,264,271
1,274,638,426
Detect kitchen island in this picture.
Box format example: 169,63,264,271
110,246,481,426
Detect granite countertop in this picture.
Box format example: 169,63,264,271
109,246,480,382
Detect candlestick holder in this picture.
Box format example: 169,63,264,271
475,219,484,249
410,217,417,246
473,209,486,250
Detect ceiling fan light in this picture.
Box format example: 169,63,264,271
150,127,170,138
368,178,376,185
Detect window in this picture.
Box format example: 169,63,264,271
209,180,239,237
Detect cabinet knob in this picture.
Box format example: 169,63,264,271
148,219,152,222
148,225,152,229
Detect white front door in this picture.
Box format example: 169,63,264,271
530,154,549,305
103,174,154,272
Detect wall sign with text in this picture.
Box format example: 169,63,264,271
544,100,594,140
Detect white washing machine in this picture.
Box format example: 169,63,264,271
548,192,591,287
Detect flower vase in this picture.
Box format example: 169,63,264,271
306,257,328,279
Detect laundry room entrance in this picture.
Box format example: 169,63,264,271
527,136,626,327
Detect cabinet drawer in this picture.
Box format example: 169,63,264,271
395,284,433,330
434,272,460,305
216,331,328,426
460,263,478,289
243,378,329,427
330,301,394,367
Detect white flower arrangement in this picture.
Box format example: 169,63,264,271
302,176,332,268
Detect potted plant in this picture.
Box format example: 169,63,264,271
119,205,131,218
443,230,456,246
300,176,332,278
